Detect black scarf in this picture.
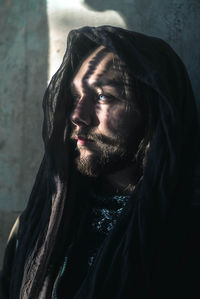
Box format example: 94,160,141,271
9,26,200,298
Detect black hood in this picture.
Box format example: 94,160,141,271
10,25,200,298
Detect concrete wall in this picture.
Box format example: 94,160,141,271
1,0,200,267
0,0,48,266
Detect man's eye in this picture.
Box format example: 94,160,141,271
72,94,81,102
98,94,114,103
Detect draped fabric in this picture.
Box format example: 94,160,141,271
7,26,200,298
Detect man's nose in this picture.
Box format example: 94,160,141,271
71,97,92,127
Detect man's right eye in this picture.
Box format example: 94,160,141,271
72,94,81,102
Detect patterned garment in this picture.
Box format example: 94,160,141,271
87,192,131,266
52,193,131,298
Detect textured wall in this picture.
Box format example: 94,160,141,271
0,0,200,266
0,0,48,265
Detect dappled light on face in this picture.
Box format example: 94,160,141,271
70,47,145,178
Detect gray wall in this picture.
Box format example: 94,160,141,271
0,0,200,267
0,0,48,265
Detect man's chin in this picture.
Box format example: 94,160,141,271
75,155,100,178
75,150,133,178
79,148,93,159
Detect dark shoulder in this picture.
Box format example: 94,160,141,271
0,217,19,298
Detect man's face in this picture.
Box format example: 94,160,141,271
70,46,145,177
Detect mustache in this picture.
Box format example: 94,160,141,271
71,128,121,146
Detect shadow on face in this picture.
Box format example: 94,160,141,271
70,46,145,177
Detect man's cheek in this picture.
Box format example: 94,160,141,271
103,107,126,134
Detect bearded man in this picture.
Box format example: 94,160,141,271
1,26,200,299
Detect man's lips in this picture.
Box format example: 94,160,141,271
75,135,94,146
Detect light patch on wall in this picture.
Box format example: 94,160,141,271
48,0,85,11
47,0,126,80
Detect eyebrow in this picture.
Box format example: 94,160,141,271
70,82,80,95
93,79,125,89
70,79,125,95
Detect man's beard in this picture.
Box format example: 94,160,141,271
71,127,136,178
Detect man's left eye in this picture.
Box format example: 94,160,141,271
98,94,114,102
99,94,107,101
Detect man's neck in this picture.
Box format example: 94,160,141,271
96,164,142,196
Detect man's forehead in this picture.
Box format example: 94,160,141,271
72,46,124,90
